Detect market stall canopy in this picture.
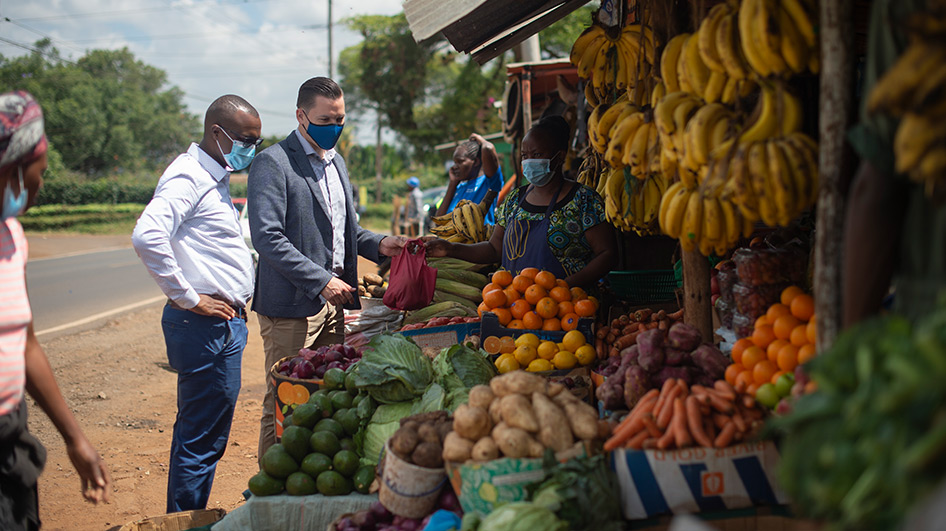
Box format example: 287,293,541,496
403,0,590,64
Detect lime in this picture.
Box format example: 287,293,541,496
774,373,795,398
755,383,780,409
352,466,375,494
323,368,347,390
285,471,318,496
333,449,360,477
309,430,341,457
316,470,352,496
281,425,313,462
300,452,333,478
314,418,346,439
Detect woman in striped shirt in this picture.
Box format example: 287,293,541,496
0,91,110,530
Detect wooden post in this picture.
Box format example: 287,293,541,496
683,250,713,343
814,0,854,354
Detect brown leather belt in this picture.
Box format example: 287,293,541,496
166,299,247,319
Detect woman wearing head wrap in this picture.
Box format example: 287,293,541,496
434,132,505,224
0,91,110,529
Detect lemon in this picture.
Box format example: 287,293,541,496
556,342,566,351
562,330,586,352
536,341,558,360
514,333,540,350
513,345,537,366
552,350,578,370
495,353,520,374
526,359,554,372
575,344,597,365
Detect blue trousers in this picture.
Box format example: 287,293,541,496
162,306,246,513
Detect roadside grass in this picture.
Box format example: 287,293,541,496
359,202,394,233
19,204,143,235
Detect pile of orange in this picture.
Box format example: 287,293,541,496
478,268,598,332
483,331,597,372
724,286,818,396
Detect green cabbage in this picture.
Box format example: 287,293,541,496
479,502,567,531
353,334,433,404
411,383,446,415
362,401,414,465
434,344,497,410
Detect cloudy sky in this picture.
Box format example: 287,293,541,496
1,0,403,140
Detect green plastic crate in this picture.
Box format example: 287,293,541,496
607,269,679,303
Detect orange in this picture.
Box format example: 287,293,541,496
766,303,792,322
741,346,766,371
522,311,543,330
499,336,516,354
560,312,580,331
746,383,760,397
767,339,790,362
507,319,524,330
481,282,500,298
797,344,816,365
725,364,743,385
570,286,588,301
524,284,548,305
549,286,572,303
483,289,508,309
477,301,489,317
772,314,802,340
770,370,788,385
542,318,561,331
587,295,600,310
557,300,575,318
781,285,805,306
754,315,769,329
574,299,597,318
493,307,513,326
535,297,558,319
734,370,753,393
503,286,521,305
790,324,809,347
731,338,753,365
555,278,569,289
777,343,800,372
752,359,778,386
751,324,776,349
534,270,557,290
483,336,502,355
806,318,817,344
492,270,513,287
292,384,310,404
510,299,531,320
512,274,533,294
519,267,540,280
790,294,815,322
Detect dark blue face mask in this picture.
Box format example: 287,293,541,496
301,109,344,150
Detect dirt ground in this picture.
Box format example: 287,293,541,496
24,234,379,530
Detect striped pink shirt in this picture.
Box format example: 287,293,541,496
0,217,30,415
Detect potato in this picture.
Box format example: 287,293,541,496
471,436,499,462
488,397,503,425
548,382,566,397
551,389,579,407
357,285,367,297
418,423,441,444
391,426,419,458
363,273,384,286
442,432,474,462
453,404,492,440
563,402,599,440
367,285,386,298
491,422,532,459
468,385,495,410
532,392,574,452
499,394,539,433
437,421,454,443
490,371,548,397
412,441,444,469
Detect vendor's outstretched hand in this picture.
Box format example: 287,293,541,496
425,238,451,258
379,235,408,257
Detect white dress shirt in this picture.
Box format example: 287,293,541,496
132,143,254,308
294,129,347,275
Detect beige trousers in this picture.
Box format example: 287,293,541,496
256,303,344,464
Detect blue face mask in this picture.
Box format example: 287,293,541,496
522,158,554,187
216,128,256,171
302,109,344,150
1,167,28,221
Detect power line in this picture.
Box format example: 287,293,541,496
0,36,76,64
14,0,280,23
2,17,85,54
65,24,327,44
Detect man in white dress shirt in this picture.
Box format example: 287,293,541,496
132,94,261,512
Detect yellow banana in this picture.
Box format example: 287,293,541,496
655,91,695,137
683,35,711,98
661,34,690,93
778,6,809,74
716,11,750,80
739,0,772,77
783,132,819,205
777,137,812,211
591,41,612,90
660,145,679,183
571,25,606,65
781,0,816,48
606,111,644,167
747,141,778,226
659,181,685,231
598,102,631,145
681,190,704,250
577,34,606,78
703,195,723,242
676,36,695,94
720,198,741,246
893,113,946,174
753,0,790,77
651,81,667,108
739,84,778,143
689,103,731,167
671,99,701,155
765,140,797,226
703,71,727,103
627,121,653,176
698,3,730,73
662,185,691,238
588,104,609,154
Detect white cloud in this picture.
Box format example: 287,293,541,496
1,0,404,141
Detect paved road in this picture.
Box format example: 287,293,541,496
26,248,164,334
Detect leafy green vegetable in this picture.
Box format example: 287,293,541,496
527,452,623,531
478,502,567,531
411,383,446,415
434,344,498,411
353,334,433,404
362,401,414,465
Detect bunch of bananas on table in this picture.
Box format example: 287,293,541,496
570,23,658,106
429,191,497,244
867,12,946,200
659,182,753,255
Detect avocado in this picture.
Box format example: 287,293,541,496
345,371,358,394
281,425,313,462
285,471,318,496
307,394,334,418
301,452,333,478
339,437,356,452
261,444,298,479
333,450,360,478
282,413,293,429
248,470,285,497
352,466,375,494
309,430,341,457
329,390,354,410
323,368,347,391
316,470,352,496
314,418,345,439
333,409,361,437
291,403,321,429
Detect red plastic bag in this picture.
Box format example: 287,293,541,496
383,239,437,311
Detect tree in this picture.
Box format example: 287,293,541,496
537,2,598,59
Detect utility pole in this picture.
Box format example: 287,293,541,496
328,0,333,78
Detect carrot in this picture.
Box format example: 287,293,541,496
604,415,646,451
609,347,620,358
672,397,692,448
656,385,681,429
734,430,744,442
667,308,684,321
703,416,717,440
627,429,650,450
708,394,735,414
676,378,689,396
595,338,607,359
686,396,714,447
657,424,676,449
714,421,737,448
742,394,757,409
638,322,648,333
632,389,660,412
700,404,712,416
611,319,621,329
713,413,729,429
641,413,662,438
619,314,631,325
655,309,667,321
634,308,653,322
622,324,637,336
714,380,737,401
596,326,611,340
606,332,616,344
642,437,659,449
692,392,711,406
645,321,660,330
658,319,670,331
613,332,640,350
731,411,747,433
653,378,676,417
740,404,763,421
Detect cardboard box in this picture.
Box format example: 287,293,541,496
612,441,789,520
119,508,225,531
397,322,481,359
628,506,819,531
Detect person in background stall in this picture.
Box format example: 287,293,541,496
434,133,504,224
405,176,423,237
0,90,110,530
426,115,615,289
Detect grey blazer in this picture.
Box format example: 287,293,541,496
248,131,384,318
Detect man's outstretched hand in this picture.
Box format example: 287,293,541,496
379,235,409,257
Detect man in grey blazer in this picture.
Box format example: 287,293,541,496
248,77,406,461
